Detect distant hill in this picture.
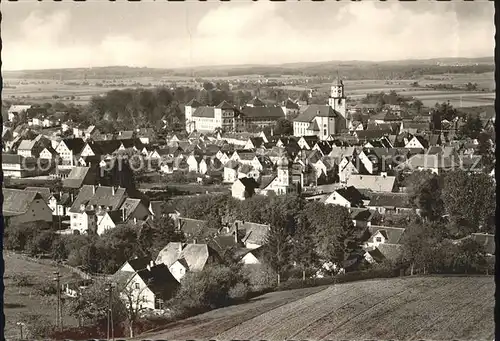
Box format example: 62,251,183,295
3,57,494,81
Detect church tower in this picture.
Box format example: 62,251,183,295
328,76,347,120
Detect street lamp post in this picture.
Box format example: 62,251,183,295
105,283,115,341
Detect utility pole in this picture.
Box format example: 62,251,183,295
105,283,115,341
53,271,62,331
16,322,25,340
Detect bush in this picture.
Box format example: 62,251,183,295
34,279,58,296
11,273,35,287
276,267,401,292
170,264,249,317
21,313,55,339
243,264,277,292
228,282,250,302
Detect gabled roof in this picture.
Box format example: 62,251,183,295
24,187,51,203
283,99,300,109
178,217,215,239
346,174,397,193
17,139,37,151
247,97,266,107
350,208,376,222
236,177,259,190
404,154,458,170
334,186,364,206
61,138,85,153
69,185,128,213
125,257,150,272
236,220,270,246
3,188,43,216
371,226,406,244
248,137,265,149
120,198,144,221
186,98,202,107
62,166,95,189
87,140,121,155
156,242,186,267
368,193,411,208
372,243,404,262
259,174,276,189
216,100,235,110
240,106,284,119
314,141,333,155
294,105,339,122
178,243,220,272
356,129,391,141
193,106,215,118
307,120,320,131
135,264,179,300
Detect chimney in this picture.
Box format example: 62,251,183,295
150,260,155,268
179,243,183,252
193,239,197,244
111,186,115,196
92,185,96,195
133,217,137,224
146,264,151,271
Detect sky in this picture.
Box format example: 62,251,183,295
1,0,495,71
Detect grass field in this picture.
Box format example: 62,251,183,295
137,276,494,341
3,251,81,339
3,71,494,107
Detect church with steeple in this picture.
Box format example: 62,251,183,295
292,75,349,139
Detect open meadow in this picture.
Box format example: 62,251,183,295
138,276,494,341
3,251,81,339
3,71,494,108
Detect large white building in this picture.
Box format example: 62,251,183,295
293,78,348,139
185,98,285,133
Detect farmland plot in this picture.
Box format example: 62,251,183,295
139,276,494,341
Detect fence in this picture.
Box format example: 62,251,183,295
4,250,111,281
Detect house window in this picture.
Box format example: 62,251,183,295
376,237,382,242
135,283,140,289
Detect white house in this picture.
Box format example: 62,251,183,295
231,177,259,200
120,264,179,311
364,226,406,249
323,186,364,208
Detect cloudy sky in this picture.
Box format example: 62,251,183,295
1,1,494,71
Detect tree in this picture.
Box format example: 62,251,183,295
143,215,185,257
263,210,291,285
67,281,126,329
291,214,318,280
476,131,494,172
171,264,248,315
406,170,444,222
118,280,151,337
433,101,458,122
457,114,483,140
442,170,496,236
26,230,57,256
305,202,361,271
273,118,293,136
453,238,488,274
400,219,445,275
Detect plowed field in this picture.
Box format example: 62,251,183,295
138,276,494,341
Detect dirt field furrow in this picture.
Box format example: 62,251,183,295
138,276,494,341
328,277,473,340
